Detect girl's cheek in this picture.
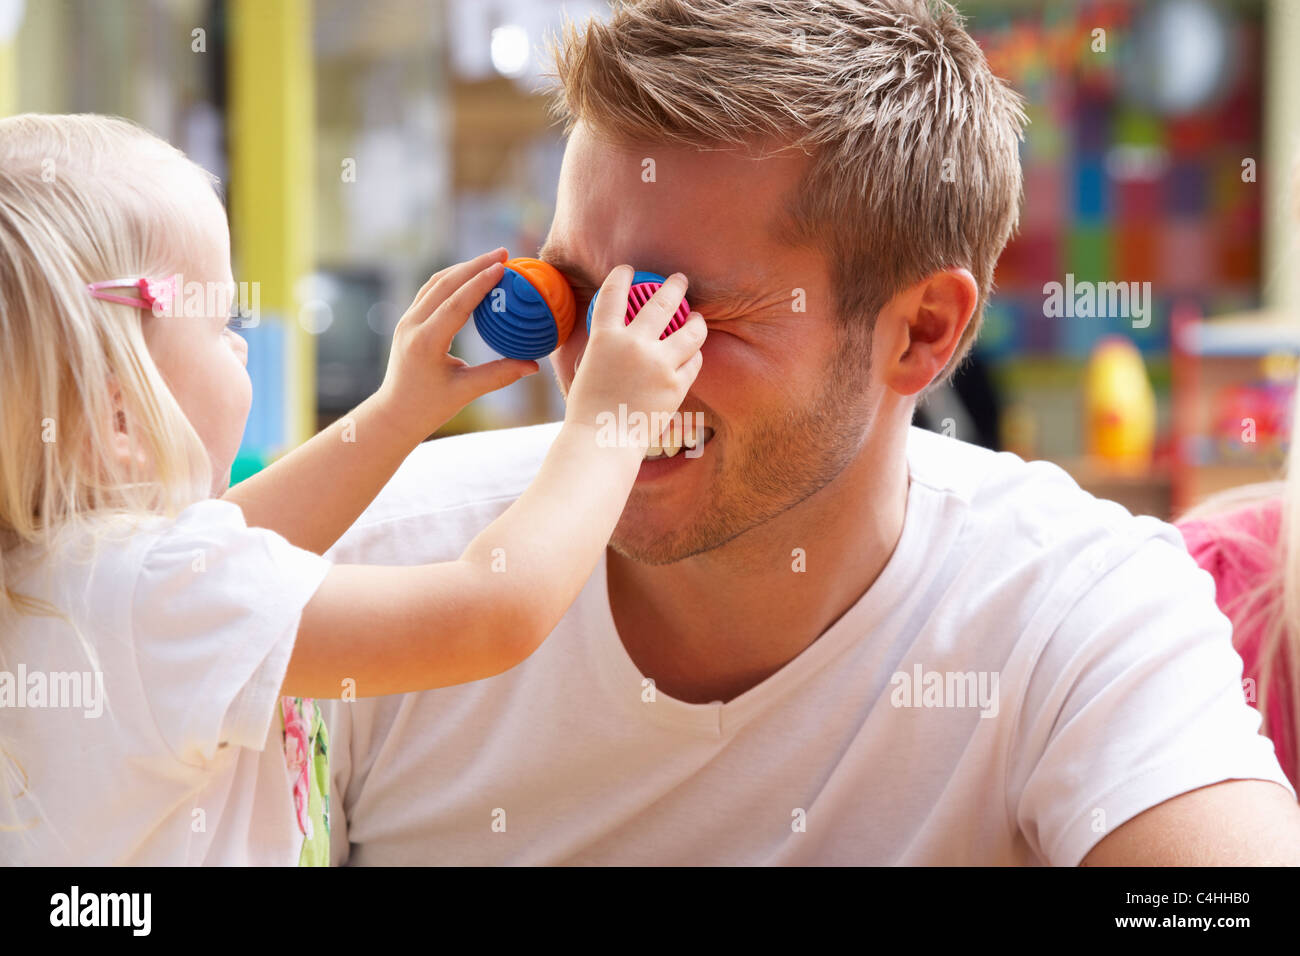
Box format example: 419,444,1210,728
219,347,253,425
235,364,253,417
228,331,249,367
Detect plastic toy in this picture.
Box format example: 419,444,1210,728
586,270,691,340
1212,381,1293,464
473,259,692,359
1084,335,1155,473
471,257,576,360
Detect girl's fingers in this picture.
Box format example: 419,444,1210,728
427,261,506,348
409,247,508,325
455,357,540,399
589,265,635,334
677,348,704,384
626,273,688,339
666,312,708,369
413,266,450,304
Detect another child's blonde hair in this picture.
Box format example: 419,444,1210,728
0,114,217,605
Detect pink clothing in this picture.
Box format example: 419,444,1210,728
1178,498,1297,790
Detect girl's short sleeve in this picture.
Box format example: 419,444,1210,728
131,499,332,765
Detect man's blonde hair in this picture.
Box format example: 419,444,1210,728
548,0,1027,377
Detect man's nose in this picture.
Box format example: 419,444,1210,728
564,327,590,381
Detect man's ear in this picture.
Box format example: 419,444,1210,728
877,268,978,396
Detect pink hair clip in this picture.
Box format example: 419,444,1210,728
86,275,178,315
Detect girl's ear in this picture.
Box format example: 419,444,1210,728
107,375,147,468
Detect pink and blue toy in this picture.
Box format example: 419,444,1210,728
586,270,691,339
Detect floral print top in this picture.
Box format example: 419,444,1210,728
281,696,330,866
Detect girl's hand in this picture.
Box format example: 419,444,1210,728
374,248,540,439
564,265,706,443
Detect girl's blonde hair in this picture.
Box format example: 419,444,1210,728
0,113,218,827
0,114,216,594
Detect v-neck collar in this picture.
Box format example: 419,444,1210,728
588,471,951,739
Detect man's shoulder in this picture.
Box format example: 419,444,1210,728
905,426,1181,568
907,424,1095,505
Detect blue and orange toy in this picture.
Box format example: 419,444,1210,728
472,258,690,360
471,257,577,361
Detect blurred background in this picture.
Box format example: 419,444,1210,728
1,0,1297,519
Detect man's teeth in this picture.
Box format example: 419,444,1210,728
643,425,712,460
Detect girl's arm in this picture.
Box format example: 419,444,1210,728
221,248,539,555
286,423,638,696
282,266,707,698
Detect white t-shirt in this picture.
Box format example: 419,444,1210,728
323,423,1293,866
0,499,331,865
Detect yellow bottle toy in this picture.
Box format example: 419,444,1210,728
1084,336,1156,474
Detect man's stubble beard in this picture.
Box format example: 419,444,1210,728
608,340,874,567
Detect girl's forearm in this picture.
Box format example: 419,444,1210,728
458,421,643,643
285,422,646,698
221,393,424,555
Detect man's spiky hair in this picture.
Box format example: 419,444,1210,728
548,0,1027,378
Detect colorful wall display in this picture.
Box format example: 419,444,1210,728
969,0,1263,364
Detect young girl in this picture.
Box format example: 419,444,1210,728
0,113,707,864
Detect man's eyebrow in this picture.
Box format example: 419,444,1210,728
537,245,764,312
536,247,600,289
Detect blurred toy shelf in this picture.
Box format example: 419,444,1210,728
1176,314,1300,355
963,0,1276,521
1171,307,1298,513
997,306,1300,522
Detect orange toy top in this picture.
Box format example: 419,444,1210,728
505,257,576,346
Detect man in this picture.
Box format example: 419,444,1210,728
323,0,1300,864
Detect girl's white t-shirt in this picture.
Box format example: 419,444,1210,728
0,499,331,865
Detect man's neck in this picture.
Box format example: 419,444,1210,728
605,423,912,705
